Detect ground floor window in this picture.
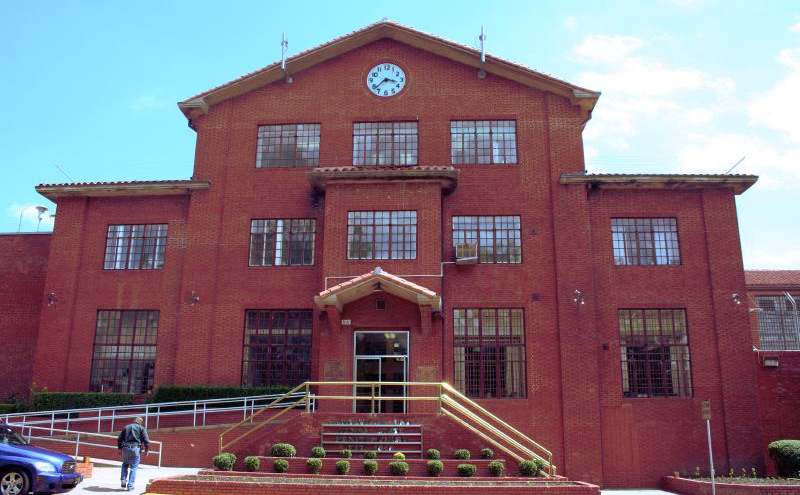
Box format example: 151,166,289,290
755,295,800,350
619,308,692,397
242,310,312,387
453,308,526,398
90,310,158,394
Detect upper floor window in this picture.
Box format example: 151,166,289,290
353,122,418,166
450,120,517,165
453,216,521,263
104,224,167,270
755,295,800,350
90,310,158,394
454,308,526,398
347,211,417,260
250,219,315,266
242,309,312,387
619,308,692,398
256,124,320,168
611,218,681,266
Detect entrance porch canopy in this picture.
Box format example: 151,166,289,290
314,267,441,312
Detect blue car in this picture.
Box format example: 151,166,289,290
0,425,83,495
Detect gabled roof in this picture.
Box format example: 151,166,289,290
179,20,600,121
36,180,210,202
560,173,758,195
745,270,800,289
315,267,441,311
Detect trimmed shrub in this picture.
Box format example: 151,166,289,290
488,461,505,477
270,443,296,457
768,440,800,477
426,460,443,477
336,460,351,475
457,463,477,477
212,453,236,471
519,459,547,477
389,461,410,476
363,451,377,460
393,452,406,460
481,448,494,459
273,459,289,473
426,448,441,460
306,458,322,474
310,446,326,458
453,449,470,460
243,456,260,472
0,404,17,414
363,460,378,475
151,384,293,403
340,449,352,459
32,392,132,412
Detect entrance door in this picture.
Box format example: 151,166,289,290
354,331,409,413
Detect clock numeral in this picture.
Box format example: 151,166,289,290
369,77,373,83
384,64,391,70
391,88,396,94
383,90,388,96
372,72,378,77
371,84,378,89
396,71,400,76
399,78,404,82
395,84,400,88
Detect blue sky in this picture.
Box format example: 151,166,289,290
2,0,798,269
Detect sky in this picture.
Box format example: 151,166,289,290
1,0,798,269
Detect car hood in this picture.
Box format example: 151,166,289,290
1,444,73,465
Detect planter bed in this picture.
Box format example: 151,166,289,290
147,473,599,495
663,476,800,495
200,469,568,482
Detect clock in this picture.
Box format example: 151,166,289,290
366,63,406,97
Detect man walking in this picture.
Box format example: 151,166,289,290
117,417,150,491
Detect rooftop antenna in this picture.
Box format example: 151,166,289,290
477,27,487,78
35,206,48,232
55,164,75,182
281,32,292,83
725,156,745,174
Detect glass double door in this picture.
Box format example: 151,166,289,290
354,331,408,413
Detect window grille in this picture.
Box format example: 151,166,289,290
450,120,517,165
453,216,521,263
256,124,320,167
249,219,316,266
242,310,313,387
347,211,417,260
611,218,681,266
104,224,167,270
755,295,800,350
353,122,418,166
90,310,158,394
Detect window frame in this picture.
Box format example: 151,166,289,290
241,309,313,388
249,219,316,267
452,215,522,264
346,211,417,260
618,308,692,398
755,294,800,350
450,120,518,165
103,224,168,270
611,217,681,266
255,123,321,168
352,121,419,167
89,310,159,394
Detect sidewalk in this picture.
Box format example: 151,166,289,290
68,465,198,494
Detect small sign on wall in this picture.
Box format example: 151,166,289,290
701,400,711,420
341,319,352,326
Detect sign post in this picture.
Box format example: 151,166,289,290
701,400,715,495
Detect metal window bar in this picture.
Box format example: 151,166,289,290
256,124,321,168
347,211,417,260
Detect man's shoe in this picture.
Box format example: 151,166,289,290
121,483,127,489
127,487,135,491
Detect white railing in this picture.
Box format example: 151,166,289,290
1,392,312,434
10,423,164,468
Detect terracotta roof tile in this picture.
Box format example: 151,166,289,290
319,268,438,298
745,270,800,287
38,179,195,187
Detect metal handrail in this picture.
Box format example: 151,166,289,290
217,381,554,475
9,423,164,468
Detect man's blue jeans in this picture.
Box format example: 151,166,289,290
121,446,141,488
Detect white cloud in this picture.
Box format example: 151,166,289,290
573,35,648,64
746,248,800,270
659,0,706,9
131,94,167,111
564,16,577,32
789,21,800,33
748,47,800,142
7,203,54,232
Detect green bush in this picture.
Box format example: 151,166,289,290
488,461,505,477
768,440,800,477
0,404,17,415
151,384,294,403
212,453,236,471
426,448,441,460
363,460,378,475
457,463,477,477
306,458,322,474
453,449,470,460
270,443,296,457
243,456,260,472
389,461,409,476
363,451,377,459
311,446,326,458
340,449,352,458
426,460,443,477
481,448,494,459
336,460,350,475
273,459,289,473
393,452,406,460
32,392,132,412
519,459,547,477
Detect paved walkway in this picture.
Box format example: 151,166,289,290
603,490,677,495
69,465,198,494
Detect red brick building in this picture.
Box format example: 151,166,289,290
1,21,784,486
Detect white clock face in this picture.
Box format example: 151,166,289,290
366,63,406,97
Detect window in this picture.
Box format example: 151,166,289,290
256,124,320,167
347,211,417,260
353,122,418,166
242,310,312,387
454,308,526,398
104,224,168,270
90,310,158,394
611,218,681,266
453,216,521,263
450,120,517,165
619,309,692,398
755,295,800,350
249,219,316,266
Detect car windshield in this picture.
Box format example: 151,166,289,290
1,429,29,446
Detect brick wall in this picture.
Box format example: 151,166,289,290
756,351,800,475
663,476,800,495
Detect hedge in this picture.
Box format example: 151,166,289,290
768,440,800,477
32,392,132,412
150,384,294,403
0,404,17,414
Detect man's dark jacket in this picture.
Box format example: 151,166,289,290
117,423,150,452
